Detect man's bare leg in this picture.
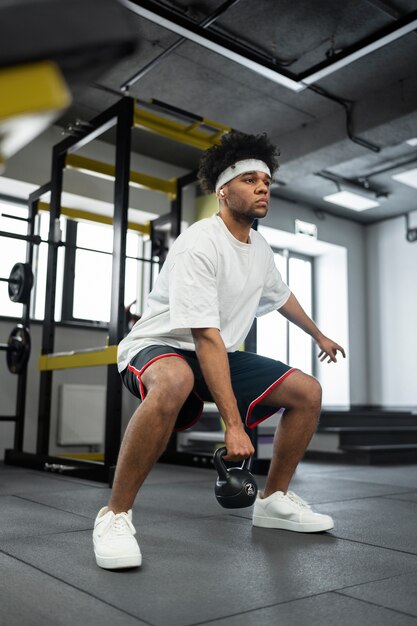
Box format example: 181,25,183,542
258,371,322,498
108,358,194,513
253,371,333,532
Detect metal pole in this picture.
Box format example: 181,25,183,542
13,196,38,451
36,149,64,454
104,97,134,469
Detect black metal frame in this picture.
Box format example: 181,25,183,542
4,97,198,482
5,97,135,482
0,193,38,450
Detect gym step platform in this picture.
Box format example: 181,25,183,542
307,405,417,464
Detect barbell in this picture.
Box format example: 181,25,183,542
0,324,31,374
0,263,33,304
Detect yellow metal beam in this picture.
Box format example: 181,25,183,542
0,61,71,121
38,345,117,371
38,201,151,236
134,104,230,151
0,61,71,164
58,453,105,461
65,154,177,197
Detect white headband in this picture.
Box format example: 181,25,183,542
215,159,271,193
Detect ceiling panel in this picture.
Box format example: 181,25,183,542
6,0,417,225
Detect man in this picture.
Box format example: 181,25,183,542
93,131,346,570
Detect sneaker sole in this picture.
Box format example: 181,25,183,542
252,515,334,533
94,553,142,570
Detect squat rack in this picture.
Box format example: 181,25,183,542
5,98,133,480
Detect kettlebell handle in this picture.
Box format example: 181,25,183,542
214,446,253,477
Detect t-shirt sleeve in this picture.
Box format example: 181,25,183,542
169,247,221,330
256,251,291,316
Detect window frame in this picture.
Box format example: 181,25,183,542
257,246,315,375
0,200,155,330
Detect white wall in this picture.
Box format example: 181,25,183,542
314,247,350,406
366,214,417,406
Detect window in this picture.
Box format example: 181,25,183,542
65,221,157,324
72,222,113,322
1,201,157,328
288,255,313,373
0,202,28,319
256,251,288,364
32,211,66,322
257,249,313,375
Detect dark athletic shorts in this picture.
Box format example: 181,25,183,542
121,345,297,432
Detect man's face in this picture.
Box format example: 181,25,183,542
221,170,271,223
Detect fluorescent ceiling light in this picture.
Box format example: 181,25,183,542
405,138,417,146
392,167,417,189
323,191,379,211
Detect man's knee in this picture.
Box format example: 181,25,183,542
142,358,195,414
289,372,322,412
162,366,195,412
307,376,322,407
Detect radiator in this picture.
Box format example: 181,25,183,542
57,384,106,446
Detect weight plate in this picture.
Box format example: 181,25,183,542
8,262,33,304
6,324,31,374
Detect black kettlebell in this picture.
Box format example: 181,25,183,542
213,447,258,509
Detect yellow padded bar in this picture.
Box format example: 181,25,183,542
58,453,105,461
0,61,71,164
0,60,71,121
134,105,230,151
38,201,151,236
65,154,177,197
38,345,117,371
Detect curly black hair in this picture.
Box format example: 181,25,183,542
198,130,280,194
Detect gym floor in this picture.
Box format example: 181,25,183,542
1,459,417,626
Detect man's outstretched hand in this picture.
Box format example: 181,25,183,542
317,335,346,363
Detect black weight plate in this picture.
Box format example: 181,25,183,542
8,263,33,304
6,325,31,374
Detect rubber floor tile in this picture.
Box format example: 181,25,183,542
321,465,417,489
383,491,417,503
2,514,417,626
253,474,412,505
316,497,417,554
0,495,91,541
0,464,106,495
201,590,417,626
15,480,226,524
340,571,417,617
0,552,146,626
143,461,216,485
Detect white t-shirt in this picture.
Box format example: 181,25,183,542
118,214,290,372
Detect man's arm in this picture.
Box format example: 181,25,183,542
191,327,254,460
279,293,346,363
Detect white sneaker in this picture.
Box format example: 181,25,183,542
252,490,334,533
93,506,142,569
